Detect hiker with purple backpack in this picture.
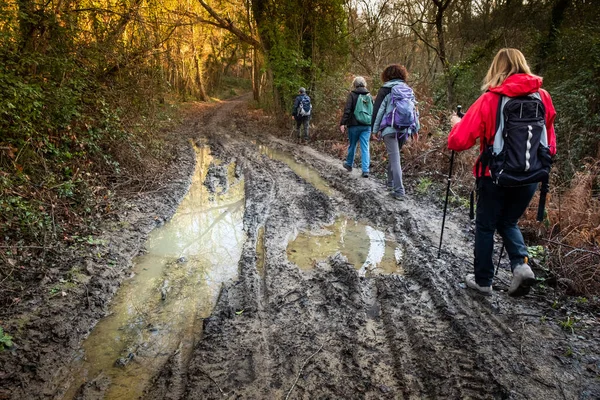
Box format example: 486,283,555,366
372,64,420,201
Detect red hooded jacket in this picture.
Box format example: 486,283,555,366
448,73,557,177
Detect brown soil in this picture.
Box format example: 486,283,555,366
1,95,599,399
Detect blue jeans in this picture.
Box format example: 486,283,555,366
474,179,537,286
345,125,371,173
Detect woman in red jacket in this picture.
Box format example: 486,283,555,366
448,48,557,297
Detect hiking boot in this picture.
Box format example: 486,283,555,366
390,192,405,201
508,264,536,297
343,163,352,172
465,274,492,296
362,172,369,178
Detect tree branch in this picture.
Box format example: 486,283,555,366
196,0,262,49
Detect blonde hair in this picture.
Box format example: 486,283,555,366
481,48,533,91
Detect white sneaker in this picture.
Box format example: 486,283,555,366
465,274,492,296
508,264,536,297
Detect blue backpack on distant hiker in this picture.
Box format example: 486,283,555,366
380,82,419,136
297,94,312,117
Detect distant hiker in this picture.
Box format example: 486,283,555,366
448,48,557,297
372,64,420,200
292,87,312,142
340,76,373,178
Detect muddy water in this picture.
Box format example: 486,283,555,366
65,146,245,399
255,143,401,276
257,144,333,195
287,217,403,276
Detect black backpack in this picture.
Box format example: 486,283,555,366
479,92,553,220
484,93,552,186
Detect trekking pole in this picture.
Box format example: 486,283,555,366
438,150,455,259
494,244,505,277
438,106,464,259
537,178,549,222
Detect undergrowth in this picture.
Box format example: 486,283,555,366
0,52,180,306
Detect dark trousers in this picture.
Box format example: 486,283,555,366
474,179,537,286
295,116,310,139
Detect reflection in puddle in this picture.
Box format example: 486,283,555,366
257,144,333,195
65,145,245,399
287,217,403,276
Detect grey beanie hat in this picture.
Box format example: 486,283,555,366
299,87,306,94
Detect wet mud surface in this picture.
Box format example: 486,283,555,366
2,96,599,399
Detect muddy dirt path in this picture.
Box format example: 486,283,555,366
144,97,599,399
2,96,599,399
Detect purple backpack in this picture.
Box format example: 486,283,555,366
380,82,419,134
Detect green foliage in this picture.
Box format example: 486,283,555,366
564,347,574,357
543,24,600,180
0,327,13,351
416,178,433,195
449,36,502,107
527,245,546,259
256,0,348,110
268,43,311,97
559,316,577,334
0,3,180,245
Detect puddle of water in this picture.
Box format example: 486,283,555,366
65,146,245,399
257,144,333,195
287,217,403,276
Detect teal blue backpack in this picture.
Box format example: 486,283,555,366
353,93,373,125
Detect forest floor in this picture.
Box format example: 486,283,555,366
1,95,600,399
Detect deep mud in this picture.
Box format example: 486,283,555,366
1,96,599,399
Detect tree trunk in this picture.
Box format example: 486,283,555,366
252,48,261,102
17,0,37,51
433,0,455,108
535,0,571,74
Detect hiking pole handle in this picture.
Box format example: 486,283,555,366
457,105,465,118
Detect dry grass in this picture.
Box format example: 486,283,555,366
521,161,600,297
